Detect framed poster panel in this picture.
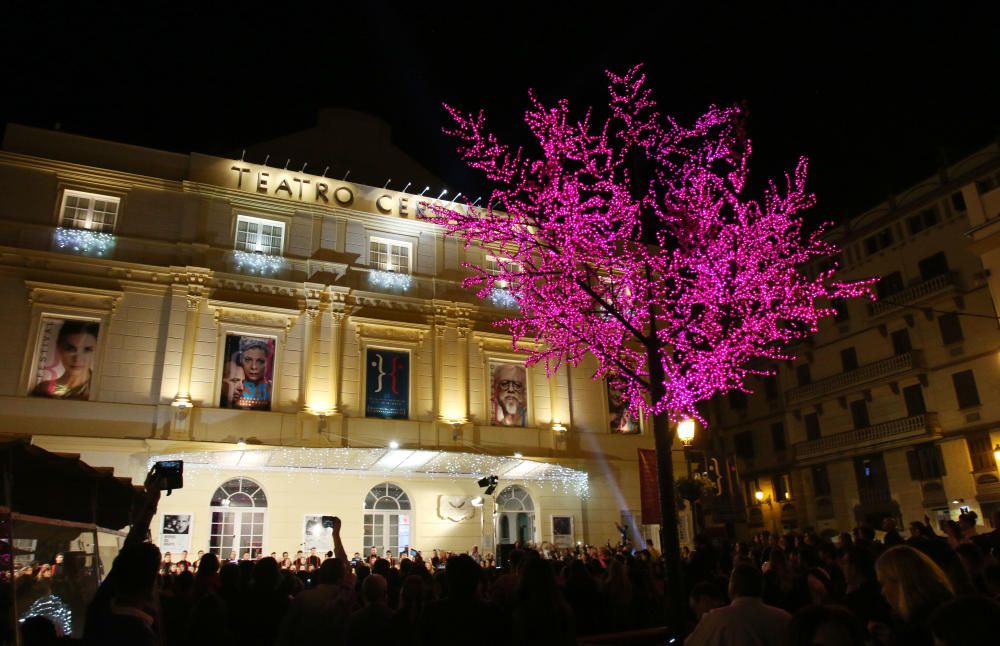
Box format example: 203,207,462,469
607,380,641,434
365,347,410,419
488,360,528,427
551,515,574,548
303,514,334,553
160,513,193,553
219,333,277,411
28,317,102,401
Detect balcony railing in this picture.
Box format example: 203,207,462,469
869,272,956,317
794,413,940,462
786,351,921,405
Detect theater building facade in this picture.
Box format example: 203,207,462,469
0,124,684,559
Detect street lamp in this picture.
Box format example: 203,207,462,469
994,444,1000,462
677,419,696,446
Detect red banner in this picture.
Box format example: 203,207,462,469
638,448,660,525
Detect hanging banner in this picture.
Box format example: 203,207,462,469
638,449,660,525
160,513,193,553
365,348,409,419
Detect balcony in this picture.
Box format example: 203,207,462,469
869,272,957,318
786,351,922,405
794,412,940,463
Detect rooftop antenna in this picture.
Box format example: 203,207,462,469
322,166,330,177
418,186,430,197
263,154,270,166
402,181,412,193
343,170,351,181
383,178,392,189
283,158,291,170
300,162,308,173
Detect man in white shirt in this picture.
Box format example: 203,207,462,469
685,564,791,646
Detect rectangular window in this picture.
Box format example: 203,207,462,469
903,384,926,417
918,252,949,281
854,454,891,505
771,422,786,452
734,431,755,459
832,299,850,322
235,215,285,255
906,207,939,235
485,255,521,288
812,465,832,497
891,329,912,355
877,272,905,299
938,313,963,345
906,443,946,480
863,228,894,256
951,192,967,212
59,190,120,233
773,473,791,502
763,375,779,401
728,390,747,410
804,413,821,441
850,400,870,429
369,237,411,274
967,432,997,473
953,370,981,409
841,347,858,372
796,364,811,387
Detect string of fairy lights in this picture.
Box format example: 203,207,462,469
147,446,590,497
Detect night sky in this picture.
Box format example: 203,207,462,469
2,3,997,225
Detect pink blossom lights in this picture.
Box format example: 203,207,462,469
421,65,873,425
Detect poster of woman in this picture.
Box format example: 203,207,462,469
607,381,640,433
220,334,276,411
29,317,101,400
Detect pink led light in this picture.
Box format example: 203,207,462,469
421,65,874,425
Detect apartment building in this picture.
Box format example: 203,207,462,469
705,144,1000,537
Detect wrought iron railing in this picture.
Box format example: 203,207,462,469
787,351,921,404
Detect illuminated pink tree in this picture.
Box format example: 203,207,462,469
421,66,872,624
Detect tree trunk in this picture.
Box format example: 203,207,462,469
648,348,687,635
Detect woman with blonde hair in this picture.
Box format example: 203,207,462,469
870,545,954,646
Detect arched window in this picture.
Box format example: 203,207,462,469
209,477,267,560
496,485,535,545
363,483,411,558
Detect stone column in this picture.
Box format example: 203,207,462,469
456,322,471,422
328,311,345,413
173,290,204,407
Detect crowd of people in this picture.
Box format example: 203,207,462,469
11,472,1000,645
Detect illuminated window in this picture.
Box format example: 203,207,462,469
485,255,520,288
59,190,119,233
235,215,284,255
369,237,411,274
